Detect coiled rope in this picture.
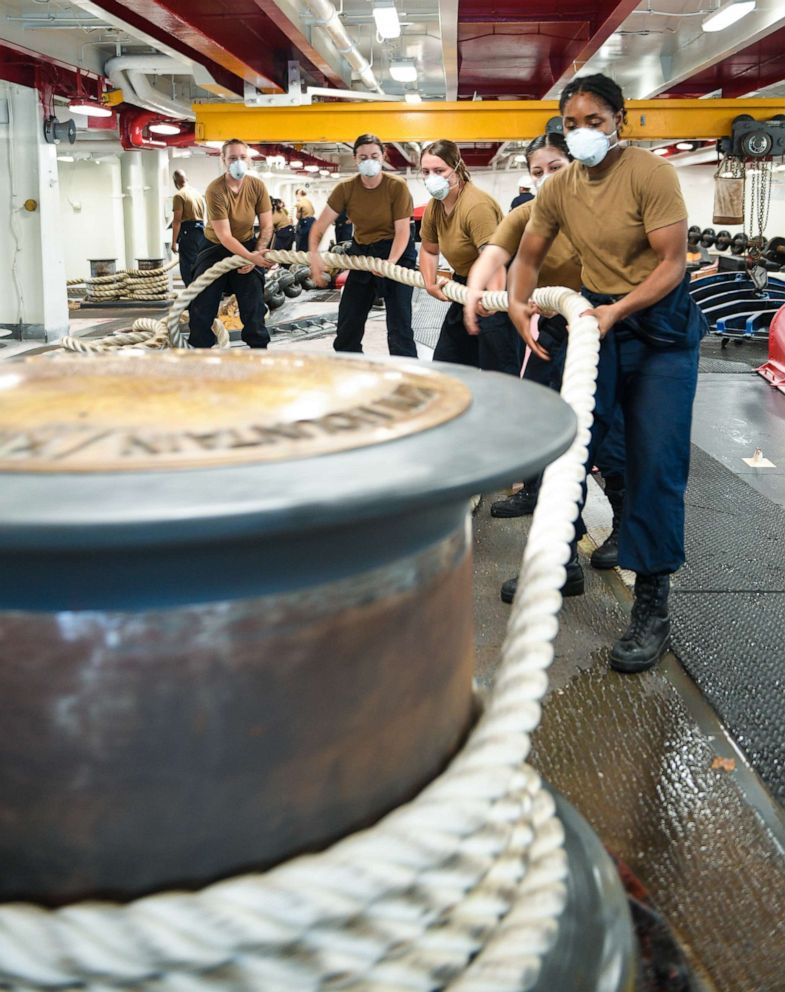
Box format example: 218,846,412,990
67,259,178,304
5,254,601,992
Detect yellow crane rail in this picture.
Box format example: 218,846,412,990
194,98,785,144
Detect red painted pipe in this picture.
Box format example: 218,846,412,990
119,109,196,150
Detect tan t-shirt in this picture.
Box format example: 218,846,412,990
327,174,413,245
272,209,290,231
296,197,315,220
204,174,271,245
172,185,205,222
420,183,503,277
491,201,582,292
526,146,687,294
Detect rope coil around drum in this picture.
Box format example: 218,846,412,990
6,253,601,992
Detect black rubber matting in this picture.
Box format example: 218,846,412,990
697,357,753,374
672,444,785,805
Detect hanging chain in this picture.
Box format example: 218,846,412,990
744,158,773,289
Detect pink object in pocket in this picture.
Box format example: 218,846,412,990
520,313,540,377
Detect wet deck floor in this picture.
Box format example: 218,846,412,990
474,501,785,992
5,305,785,990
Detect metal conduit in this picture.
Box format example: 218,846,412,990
301,0,383,94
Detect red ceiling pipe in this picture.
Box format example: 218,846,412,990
120,109,196,150
120,109,160,149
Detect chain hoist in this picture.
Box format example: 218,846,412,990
745,157,773,291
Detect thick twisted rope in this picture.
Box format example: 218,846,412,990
60,251,508,354
12,254,602,991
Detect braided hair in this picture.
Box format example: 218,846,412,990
524,131,573,167
558,73,628,128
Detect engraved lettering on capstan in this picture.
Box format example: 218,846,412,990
0,381,441,463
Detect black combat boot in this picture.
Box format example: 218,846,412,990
491,474,542,518
501,554,585,604
610,573,670,673
590,476,624,570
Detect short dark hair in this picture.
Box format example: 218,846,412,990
524,132,572,167
558,73,628,126
221,138,249,156
353,133,385,155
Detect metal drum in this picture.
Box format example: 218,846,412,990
0,351,575,906
87,258,117,277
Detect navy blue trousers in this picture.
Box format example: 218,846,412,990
335,237,417,358
296,216,315,252
524,314,625,478
188,239,269,349
573,276,706,574
433,275,521,376
176,221,205,287
575,326,700,574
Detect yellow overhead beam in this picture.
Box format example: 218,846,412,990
194,99,785,144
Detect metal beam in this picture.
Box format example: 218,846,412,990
194,98,785,144
437,0,459,102
543,0,641,98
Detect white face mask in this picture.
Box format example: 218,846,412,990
565,128,617,168
531,172,553,193
424,173,451,201
228,159,248,180
358,159,382,178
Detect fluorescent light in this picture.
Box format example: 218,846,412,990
702,0,755,32
69,100,111,118
57,155,74,162
249,148,262,157
290,159,304,168
389,60,417,83
653,147,669,155
676,142,694,151
405,92,422,104
304,164,319,172
373,1,400,39
319,169,330,175
149,123,181,136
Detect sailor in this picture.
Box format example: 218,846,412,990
170,169,206,287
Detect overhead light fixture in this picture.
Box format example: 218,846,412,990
290,159,304,169
57,155,75,162
319,169,330,175
389,59,418,83
248,148,262,158
304,164,320,172
372,0,400,39
68,99,111,118
676,142,694,151
514,153,527,162
149,123,181,136
702,0,755,33
405,92,422,104
653,147,670,155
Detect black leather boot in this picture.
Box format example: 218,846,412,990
501,554,585,604
610,573,670,673
491,474,541,518
591,477,624,570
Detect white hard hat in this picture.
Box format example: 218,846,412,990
519,174,530,188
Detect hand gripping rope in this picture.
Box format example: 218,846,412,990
2,253,600,991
